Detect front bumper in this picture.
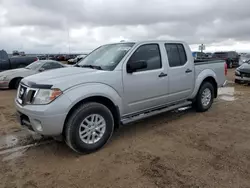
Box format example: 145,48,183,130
15,94,72,136
0,81,10,89
235,76,250,82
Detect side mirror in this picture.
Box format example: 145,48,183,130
127,60,147,73
39,68,45,72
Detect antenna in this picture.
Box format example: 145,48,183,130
67,27,71,54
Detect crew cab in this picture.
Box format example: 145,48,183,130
15,40,227,153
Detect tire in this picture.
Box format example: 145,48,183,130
65,102,114,154
195,82,214,112
14,78,22,89
9,77,22,89
235,79,240,84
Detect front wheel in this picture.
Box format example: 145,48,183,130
14,78,22,89
195,82,215,112
65,102,114,154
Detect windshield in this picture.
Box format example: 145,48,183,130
77,43,135,70
243,54,250,58
25,61,42,70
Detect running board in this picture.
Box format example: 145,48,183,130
121,101,192,125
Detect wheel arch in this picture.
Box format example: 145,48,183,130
9,77,23,89
200,76,218,98
63,95,121,135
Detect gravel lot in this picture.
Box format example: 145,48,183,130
1,69,250,188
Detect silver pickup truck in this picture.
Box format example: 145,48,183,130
15,40,227,153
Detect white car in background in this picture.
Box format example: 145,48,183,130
0,60,66,89
239,53,250,66
68,54,87,64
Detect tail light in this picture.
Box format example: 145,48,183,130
224,62,227,76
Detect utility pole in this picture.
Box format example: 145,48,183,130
199,44,205,53
67,27,71,54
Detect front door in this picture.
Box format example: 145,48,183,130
164,43,194,102
122,43,169,116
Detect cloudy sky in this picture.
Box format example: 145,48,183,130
0,0,250,54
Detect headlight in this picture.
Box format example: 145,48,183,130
235,69,240,76
32,88,62,105
0,76,7,81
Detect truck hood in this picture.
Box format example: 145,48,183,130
22,67,109,90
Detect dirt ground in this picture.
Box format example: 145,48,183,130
1,69,250,188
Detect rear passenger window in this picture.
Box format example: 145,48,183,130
165,44,187,67
128,44,162,71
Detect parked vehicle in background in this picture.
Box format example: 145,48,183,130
212,51,240,68
68,54,87,65
0,60,66,89
48,55,56,60
56,55,66,61
64,54,77,61
15,40,227,153
37,55,47,60
12,50,19,56
239,53,250,66
235,61,250,84
0,50,38,72
192,51,208,60
206,52,213,58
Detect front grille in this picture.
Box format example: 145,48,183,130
240,72,250,78
17,84,38,105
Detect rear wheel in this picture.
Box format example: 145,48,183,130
195,82,215,112
14,78,22,89
65,102,114,154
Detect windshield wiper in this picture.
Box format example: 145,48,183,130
81,65,103,70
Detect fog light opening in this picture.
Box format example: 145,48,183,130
33,119,42,132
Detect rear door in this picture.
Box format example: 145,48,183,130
122,43,169,115
165,43,194,102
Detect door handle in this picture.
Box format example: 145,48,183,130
158,72,168,77
185,69,192,73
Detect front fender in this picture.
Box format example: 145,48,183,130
190,69,218,99
64,83,123,115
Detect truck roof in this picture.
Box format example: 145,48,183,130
107,40,187,45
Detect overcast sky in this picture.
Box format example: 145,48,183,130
0,0,250,54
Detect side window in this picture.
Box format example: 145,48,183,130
177,44,187,64
41,63,52,70
128,44,162,71
233,52,237,58
165,44,187,67
49,62,63,69
42,62,62,70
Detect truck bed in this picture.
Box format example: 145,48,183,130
194,60,226,88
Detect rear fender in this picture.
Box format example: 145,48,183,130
190,69,218,99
